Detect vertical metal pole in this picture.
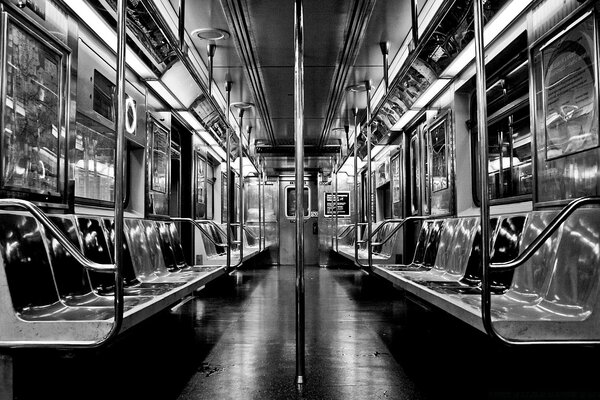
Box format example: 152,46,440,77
294,0,305,385
411,0,419,47
225,81,232,269
262,160,267,249
473,0,493,335
178,0,186,51
258,159,263,251
334,159,338,252
365,81,373,269
380,42,390,94
353,108,360,263
112,0,126,334
207,43,216,96
238,111,245,264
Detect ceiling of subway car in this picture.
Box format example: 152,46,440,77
173,0,415,175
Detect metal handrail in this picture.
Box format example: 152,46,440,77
481,195,600,346
0,199,121,349
336,224,355,239
0,199,115,273
170,217,243,269
195,219,229,239
491,196,600,272
171,218,229,248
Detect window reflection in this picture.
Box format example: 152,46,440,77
73,122,115,202
3,21,61,194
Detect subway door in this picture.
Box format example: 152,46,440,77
278,177,319,266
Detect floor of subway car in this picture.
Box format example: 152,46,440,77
13,266,600,400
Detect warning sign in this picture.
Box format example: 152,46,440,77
324,192,350,217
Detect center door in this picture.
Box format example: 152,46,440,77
278,178,319,266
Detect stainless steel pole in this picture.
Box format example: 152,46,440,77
473,0,493,336
262,160,267,249
294,0,305,385
365,81,373,269
112,0,126,334
353,108,359,263
225,81,232,269
258,159,263,251
238,110,245,264
334,158,338,253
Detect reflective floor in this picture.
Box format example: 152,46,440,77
13,265,600,400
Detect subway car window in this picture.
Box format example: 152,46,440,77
470,33,532,204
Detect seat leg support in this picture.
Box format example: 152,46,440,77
0,353,13,400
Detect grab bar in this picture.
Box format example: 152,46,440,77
0,198,122,349
172,217,243,269
0,199,115,273
481,195,600,346
490,196,600,272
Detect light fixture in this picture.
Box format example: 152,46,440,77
161,61,202,108
370,145,385,160
230,102,254,141
146,80,184,109
345,82,369,93
391,109,420,131
412,78,451,108
191,28,230,41
192,28,230,96
177,111,203,131
63,0,155,79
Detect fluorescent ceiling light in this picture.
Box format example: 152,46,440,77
178,111,203,131
198,130,218,147
412,78,451,109
370,145,385,160
64,0,155,79
146,80,183,109
161,61,202,108
391,109,420,131
211,146,226,161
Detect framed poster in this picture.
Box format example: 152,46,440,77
542,11,598,160
221,171,228,223
429,115,449,192
195,152,206,219
151,120,168,193
1,15,64,197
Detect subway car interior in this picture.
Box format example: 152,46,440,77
1,0,600,398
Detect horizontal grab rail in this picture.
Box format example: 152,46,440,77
491,196,600,272
170,218,230,248
195,219,229,238
0,198,115,273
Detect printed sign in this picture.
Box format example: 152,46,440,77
324,192,350,217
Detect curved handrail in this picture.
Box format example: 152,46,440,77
172,217,243,269
0,199,115,273
481,195,600,346
196,219,228,238
0,198,121,349
171,217,229,247
490,196,600,272
336,224,355,240
354,216,432,269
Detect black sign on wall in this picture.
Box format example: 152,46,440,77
324,192,350,217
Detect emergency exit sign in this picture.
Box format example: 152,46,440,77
324,192,350,217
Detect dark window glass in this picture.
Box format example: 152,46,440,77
93,70,115,122
471,33,532,203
